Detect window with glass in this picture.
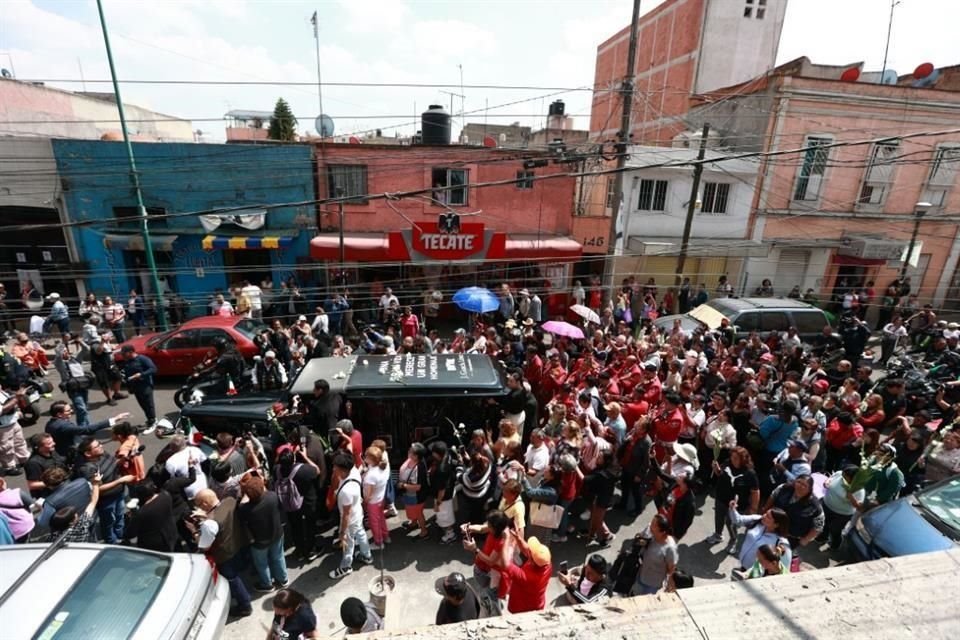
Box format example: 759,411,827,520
858,141,899,206
516,170,535,189
793,136,832,201
32,549,171,640
701,182,730,214
431,168,468,205
637,179,668,211
327,165,368,202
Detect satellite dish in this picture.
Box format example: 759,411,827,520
314,114,334,137
880,69,898,85
348,136,361,144
914,62,935,79
840,67,860,82
482,135,497,148
913,68,941,88
0,69,11,79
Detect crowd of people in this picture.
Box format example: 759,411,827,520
2,273,960,635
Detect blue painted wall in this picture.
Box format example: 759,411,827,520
51,140,316,317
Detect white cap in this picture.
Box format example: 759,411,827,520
298,315,307,322
46,292,61,300
265,350,276,359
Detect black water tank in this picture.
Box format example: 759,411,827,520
421,105,451,145
548,100,565,117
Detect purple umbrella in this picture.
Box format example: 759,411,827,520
541,320,585,340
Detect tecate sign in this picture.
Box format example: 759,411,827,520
411,221,486,260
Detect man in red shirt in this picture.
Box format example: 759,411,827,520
502,531,552,614
651,392,684,464
523,346,544,391
637,363,663,407
621,386,650,432
617,355,643,395
598,370,621,404
541,354,567,402
335,419,364,468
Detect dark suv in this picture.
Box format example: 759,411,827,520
654,297,830,342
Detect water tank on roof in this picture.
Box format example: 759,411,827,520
421,105,451,145
548,100,565,117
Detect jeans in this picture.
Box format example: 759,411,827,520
633,580,660,596
97,492,125,543
617,476,647,513
110,323,126,343
132,386,156,423
250,537,288,586
340,520,371,570
218,553,252,610
555,498,574,535
822,503,852,550
714,498,737,539
69,388,89,427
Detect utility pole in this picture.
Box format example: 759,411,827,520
95,0,167,330
602,0,641,304
880,0,901,84
900,202,931,280
337,188,346,287
675,123,710,286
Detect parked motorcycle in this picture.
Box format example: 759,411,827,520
173,369,254,408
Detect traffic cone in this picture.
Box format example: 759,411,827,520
226,374,237,396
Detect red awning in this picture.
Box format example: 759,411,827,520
501,235,583,262
310,232,582,263
310,234,394,261
832,254,888,266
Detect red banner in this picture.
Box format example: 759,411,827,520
410,221,486,261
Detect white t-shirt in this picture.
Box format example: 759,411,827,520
363,465,389,504
337,468,364,528
164,446,208,499
241,284,263,311
524,444,550,474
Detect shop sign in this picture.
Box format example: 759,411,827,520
411,221,486,261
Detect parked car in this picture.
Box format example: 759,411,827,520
0,543,229,640
116,316,265,376
654,297,830,343
844,475,960,561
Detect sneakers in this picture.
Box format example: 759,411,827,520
115,392,129,399
229,606,253,618
594,533,615,548
440,531,457,545
302,551,321,563
579,511,591,521
274,579,289,589
357,554,374,565
330,566,353,580
253,583,274,593
368,543,384,551
107,398,118,406
2,466,22,477
140,422,157,435
550,534,568,543
400,521,417,532
706,533,724,545
385,506,398,518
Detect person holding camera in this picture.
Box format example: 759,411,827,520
557,553,611,605
73,436,136,543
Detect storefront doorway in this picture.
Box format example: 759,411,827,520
223,249,271,288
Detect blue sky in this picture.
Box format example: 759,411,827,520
3,0,958,141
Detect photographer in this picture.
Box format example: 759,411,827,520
53,333,93,425
429,441,460,545
88,336,126,407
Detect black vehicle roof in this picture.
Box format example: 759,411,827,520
290,353,507,399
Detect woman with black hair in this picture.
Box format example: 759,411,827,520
398,443,430,540
268,588,317,640
636,514,679,595
124,478,177,552
765,474,824,551
274,449,320,562
462,509,512,607
459,450,495,526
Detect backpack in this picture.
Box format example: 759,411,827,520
609,541,642,595
275,464,304,512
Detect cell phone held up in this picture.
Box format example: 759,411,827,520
558,560,568,575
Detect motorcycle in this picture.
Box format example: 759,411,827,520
173,369,254,408
17,376,53,427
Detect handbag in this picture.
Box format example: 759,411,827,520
529,502,565,529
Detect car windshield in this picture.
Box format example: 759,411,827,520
233,318,266,340
916,477,960,537
32,549,170,640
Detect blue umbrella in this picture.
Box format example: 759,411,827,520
452,286,500,313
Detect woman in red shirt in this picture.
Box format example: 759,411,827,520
462,510,511,604
857,394,886,430
824,412,864,471
400,306,420,339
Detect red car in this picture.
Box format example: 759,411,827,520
116,316,266,377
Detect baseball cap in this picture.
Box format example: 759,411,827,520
434,572,467,598
787,439,809,452
527,536,552,567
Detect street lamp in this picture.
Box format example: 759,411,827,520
900,201,931,280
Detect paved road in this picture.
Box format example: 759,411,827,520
8,371,838,637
